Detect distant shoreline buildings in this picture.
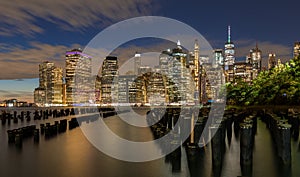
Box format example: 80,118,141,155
32,27,300,107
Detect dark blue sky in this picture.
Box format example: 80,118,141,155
0,0,299,101
1,0,299,49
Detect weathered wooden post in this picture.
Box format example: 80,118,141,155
240,123,253,165
34,129,40,142
210,125,222,167
278,123,291,165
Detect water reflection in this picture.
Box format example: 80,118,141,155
0,110,300,177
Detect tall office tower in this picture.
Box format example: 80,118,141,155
135,73,148,104
224,26,235,69
39,61,54,91
34,87,46,106
294,42,300,58
193,40,200,102
159,49,172,75
34,61,63,106
188,40,201,103
134,52,141,75
65,49,92,105
214,49,224,66
101,56,118,104
268,53,276,70
166,41,194,104
117,75,137,104
146,67,166,105
52,67,63,104
38,61,54,104
249,43,262,72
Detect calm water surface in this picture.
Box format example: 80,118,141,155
0,109,299,177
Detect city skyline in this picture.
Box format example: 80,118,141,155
1,0,300,102
1,35,299,103
4,35,297,106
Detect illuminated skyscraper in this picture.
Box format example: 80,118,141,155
294,42,300,58
52,67,63,104
134,52,141,75
249,44,262,71
214,49,224,66
159,41,194,104
39,61,54,91
65,49,92,105
34,87,46,106
34,61,63,106
268,53,276,70
101,56,118,104
224,26,235,68
159,49,172,75
246,44,262,79
117,75,136,104
147,67,166,105
192,40,200,102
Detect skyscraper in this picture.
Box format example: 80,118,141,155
294,42,300,58
34,87,46,106
214,49,224,66
192,40,200,103
117,75,136,104
39,61,54,90
224,26,235,68
268,53,276,69
247,44,262,79
146,67,166,105
101,56,118,104
134,52,141,76
160,41,194,104
65,49,92,105
34,61,63,106
52,67,63,104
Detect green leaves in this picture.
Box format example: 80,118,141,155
226,57,300,106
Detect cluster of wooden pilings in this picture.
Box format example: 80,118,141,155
6,119,69,147
0,108,74,125
262,112,293,165
146,107,183,172
287,113,300,140
147,108,174,139
3,107,119,148
0,107,118,126
146,106,266,175
1,111,32,124
40,119,68,138
7,125,38,147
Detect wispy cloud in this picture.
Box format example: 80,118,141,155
0,42,81,79
0,0,158,36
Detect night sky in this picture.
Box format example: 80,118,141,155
0,0,299,102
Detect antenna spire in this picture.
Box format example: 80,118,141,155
228,26,231,43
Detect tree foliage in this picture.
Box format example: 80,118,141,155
226,56,300,106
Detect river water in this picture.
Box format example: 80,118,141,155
0,109,299,177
